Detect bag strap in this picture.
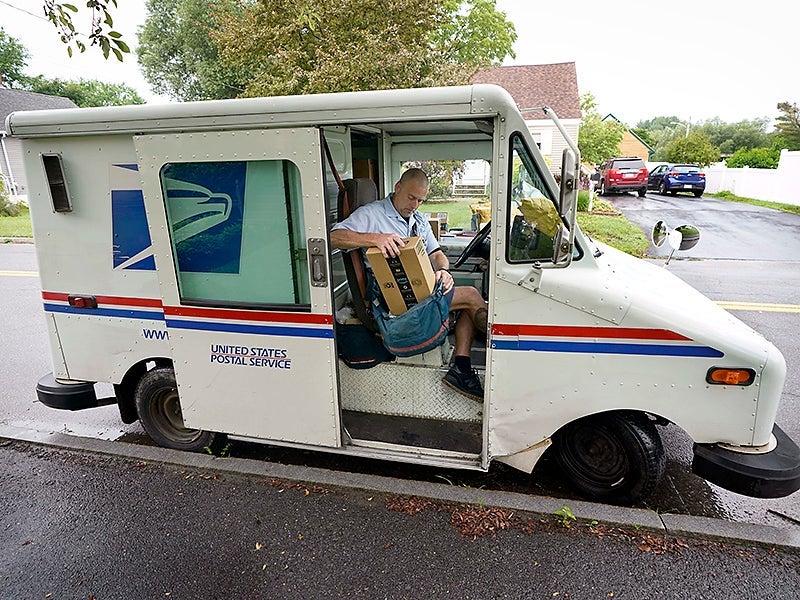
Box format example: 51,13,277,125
321,131,378,332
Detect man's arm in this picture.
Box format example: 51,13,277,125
429,249,454,292
330,228,407,258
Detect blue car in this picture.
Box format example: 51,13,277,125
647,164,705,197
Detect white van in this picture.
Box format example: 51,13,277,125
8,84,800,504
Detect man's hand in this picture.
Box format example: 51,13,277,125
374,233,406,258
435,269,454,293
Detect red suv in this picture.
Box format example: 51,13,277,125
597,157,648,197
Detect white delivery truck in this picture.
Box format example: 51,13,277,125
8,84,800,504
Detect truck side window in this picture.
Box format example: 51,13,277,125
160,160,310,308
507,134,561,263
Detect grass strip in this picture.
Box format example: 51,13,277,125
710,191,800,216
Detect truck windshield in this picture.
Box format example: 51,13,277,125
507,134,560,263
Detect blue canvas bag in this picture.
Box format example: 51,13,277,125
371,278,451,357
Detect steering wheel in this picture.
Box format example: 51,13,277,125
453,221,491,269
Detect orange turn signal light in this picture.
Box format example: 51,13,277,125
706,368,756,386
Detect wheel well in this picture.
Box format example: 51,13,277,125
114,358,173,424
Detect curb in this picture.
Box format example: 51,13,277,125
2,423,799,553
1,237,34,244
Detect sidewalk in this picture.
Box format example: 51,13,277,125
1,425,798,599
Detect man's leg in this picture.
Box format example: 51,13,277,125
443,286,487,402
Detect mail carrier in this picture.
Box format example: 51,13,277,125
8,84,800,503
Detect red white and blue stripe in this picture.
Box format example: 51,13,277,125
491,324,723,358
42,293,333,339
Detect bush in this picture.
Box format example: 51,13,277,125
725,146,780,169
0,180,20,217
577,190,590,212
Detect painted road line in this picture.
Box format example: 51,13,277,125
0,270,39,277
716,301,800,313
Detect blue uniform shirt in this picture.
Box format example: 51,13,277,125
332,194,440,256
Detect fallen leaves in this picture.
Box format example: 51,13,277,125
450,506,515,540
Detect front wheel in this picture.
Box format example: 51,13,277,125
135,367,222,452
599,181,608,196
658,181,667,195
553,412,666,504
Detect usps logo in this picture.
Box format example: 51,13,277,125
111,164,155,271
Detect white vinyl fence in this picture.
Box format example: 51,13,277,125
704,149,800,206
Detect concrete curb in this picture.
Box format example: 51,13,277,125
2,424,799,553
0,237,34,244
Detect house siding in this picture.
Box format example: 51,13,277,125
618,132,649,161
1,135,25,194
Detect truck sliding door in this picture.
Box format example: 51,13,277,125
134,128,340,447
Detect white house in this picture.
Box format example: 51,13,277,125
1,88,77,199
472,63,581,173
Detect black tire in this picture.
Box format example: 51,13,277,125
693,190,703,197
669,190,677,196
553,412,666,504
599,181,608,196
658,181,667,195
134,367,222,452
638,187,647,197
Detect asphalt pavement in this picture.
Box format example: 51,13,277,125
1,425,799,599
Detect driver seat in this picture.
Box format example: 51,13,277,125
338,177,379,332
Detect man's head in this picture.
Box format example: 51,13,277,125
392,168,429,219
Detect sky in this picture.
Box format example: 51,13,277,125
1,0,797,127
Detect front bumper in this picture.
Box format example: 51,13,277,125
36,372,112,411
692,425,800,498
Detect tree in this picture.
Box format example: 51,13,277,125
694,118,770,155
43,0,130,60
404,160,465,199
138,0,248,101
23,76,144,107
774,101,800,151
664,131,719,167
577,93,625,166
207,0,516,98
0,28,30,87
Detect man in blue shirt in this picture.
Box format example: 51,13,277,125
330,168,487,402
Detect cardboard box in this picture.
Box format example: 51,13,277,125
365,236,436,315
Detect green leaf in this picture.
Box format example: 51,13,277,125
62,4,78,12
108,31,122,39
113,39,130,53
112,47,123,62
67,46,73,57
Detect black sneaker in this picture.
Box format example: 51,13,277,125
443,366,484,402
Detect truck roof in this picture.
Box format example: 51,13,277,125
6,84,516,138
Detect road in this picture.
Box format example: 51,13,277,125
2,191,800,529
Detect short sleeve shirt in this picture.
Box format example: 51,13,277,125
332,194,440,255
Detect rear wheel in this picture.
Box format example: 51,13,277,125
693,190,703,197
135,367,222,452
599,181,609,196
638,187,647,197
553,412,666,504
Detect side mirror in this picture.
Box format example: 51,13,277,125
554,147,579,268
674,224,700,251
652,220,701,265
558,147,578,220
652,220,668,247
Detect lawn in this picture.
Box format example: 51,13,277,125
709,191,800,216
0,205,32,238
422,197,484,230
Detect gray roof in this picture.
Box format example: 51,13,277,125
1,87,77,130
